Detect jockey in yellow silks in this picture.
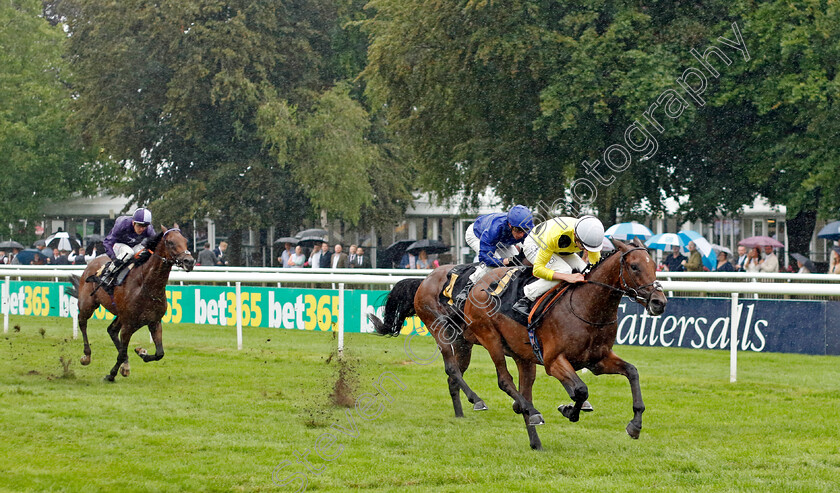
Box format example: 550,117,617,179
511,215,605,319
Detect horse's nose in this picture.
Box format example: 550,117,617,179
648,296,666,316
183,256,195,272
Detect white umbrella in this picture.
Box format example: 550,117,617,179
45,231,81,252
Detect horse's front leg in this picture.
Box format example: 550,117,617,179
514,358,542,450
591,351,644,439
545,355,588,423
105,324,133,382
135,320,164,362
480,336,543,426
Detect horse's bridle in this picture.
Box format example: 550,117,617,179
569,246,663,326
151,228,192,268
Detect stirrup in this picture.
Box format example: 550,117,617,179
454,281,474,307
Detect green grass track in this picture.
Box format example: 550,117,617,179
1,315,839,492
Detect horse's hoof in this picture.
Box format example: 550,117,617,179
581,400,594,412
528,413,545,426
120,367,130,378
558,405,580,422
80,355,91,366
626,422,642,439
103,375,115,382
473,401,488,411
135,347,148,357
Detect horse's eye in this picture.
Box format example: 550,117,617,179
631,264,640,272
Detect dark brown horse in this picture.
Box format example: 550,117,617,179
370,239,666,449
68,228,195,381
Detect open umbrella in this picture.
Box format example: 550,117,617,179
274,236,299,245
297,236,327,248
84,234,104,244
0,240,25,250
33,239,46,248
816,221,840,241
85,242,106,256
644,233,686,251
46,231,81,252
712,244,733,256
604,222,654,241
790,253,816,273
600,237,616,252
739,236,784,248
379,240,415,267
677,231,716,270
295,228,328,239
13,249,44,265
406,239,450,256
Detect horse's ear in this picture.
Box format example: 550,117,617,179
613,238,626,250
173,222,179,230
631,237,644,248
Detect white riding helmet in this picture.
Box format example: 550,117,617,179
575,215,605,252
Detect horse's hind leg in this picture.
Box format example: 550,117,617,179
443,338,484,417
77,298,104,366
591,351,645,439
514,358,542,450
135,321,164,362
546,355,589,423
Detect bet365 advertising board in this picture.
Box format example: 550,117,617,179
3,281,838,355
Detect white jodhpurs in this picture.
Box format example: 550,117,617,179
465,223,520,283
521,235,587,301
113,243,144,262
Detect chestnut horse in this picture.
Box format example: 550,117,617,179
370,239,666,449
68,228,195,381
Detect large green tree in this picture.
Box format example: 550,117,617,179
0,0,98,241
62,0,411,262
362,0,840,249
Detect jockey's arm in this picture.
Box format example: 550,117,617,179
478,227,505,267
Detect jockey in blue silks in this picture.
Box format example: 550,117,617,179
454,204,534,306
100,208,157,287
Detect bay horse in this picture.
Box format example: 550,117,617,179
370,238,666,449
68,227,195,381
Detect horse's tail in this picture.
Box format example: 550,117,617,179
368,278,423,337
67,275,80,299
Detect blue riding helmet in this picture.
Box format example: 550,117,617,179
507,205,534,232
132,207,152,225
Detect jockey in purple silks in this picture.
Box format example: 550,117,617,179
100,208,156,287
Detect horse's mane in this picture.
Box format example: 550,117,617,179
585,240,622,278
144,232,165,253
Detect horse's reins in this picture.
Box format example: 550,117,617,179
568,247,663,326
149,228,192,268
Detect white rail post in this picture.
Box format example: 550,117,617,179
730,292,740,383
3,276,9,333
338,282,345,358
236,282,243,350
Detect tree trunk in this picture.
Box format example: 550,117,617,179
787,209,816,255
228,229,243,266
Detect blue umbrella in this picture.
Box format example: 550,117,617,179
677,231,716,270
605,222,654,241
817,221,840,241
645,233,686,251
13,248,45,265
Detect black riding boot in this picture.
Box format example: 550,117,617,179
511,296,533,326
101,258,124,288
